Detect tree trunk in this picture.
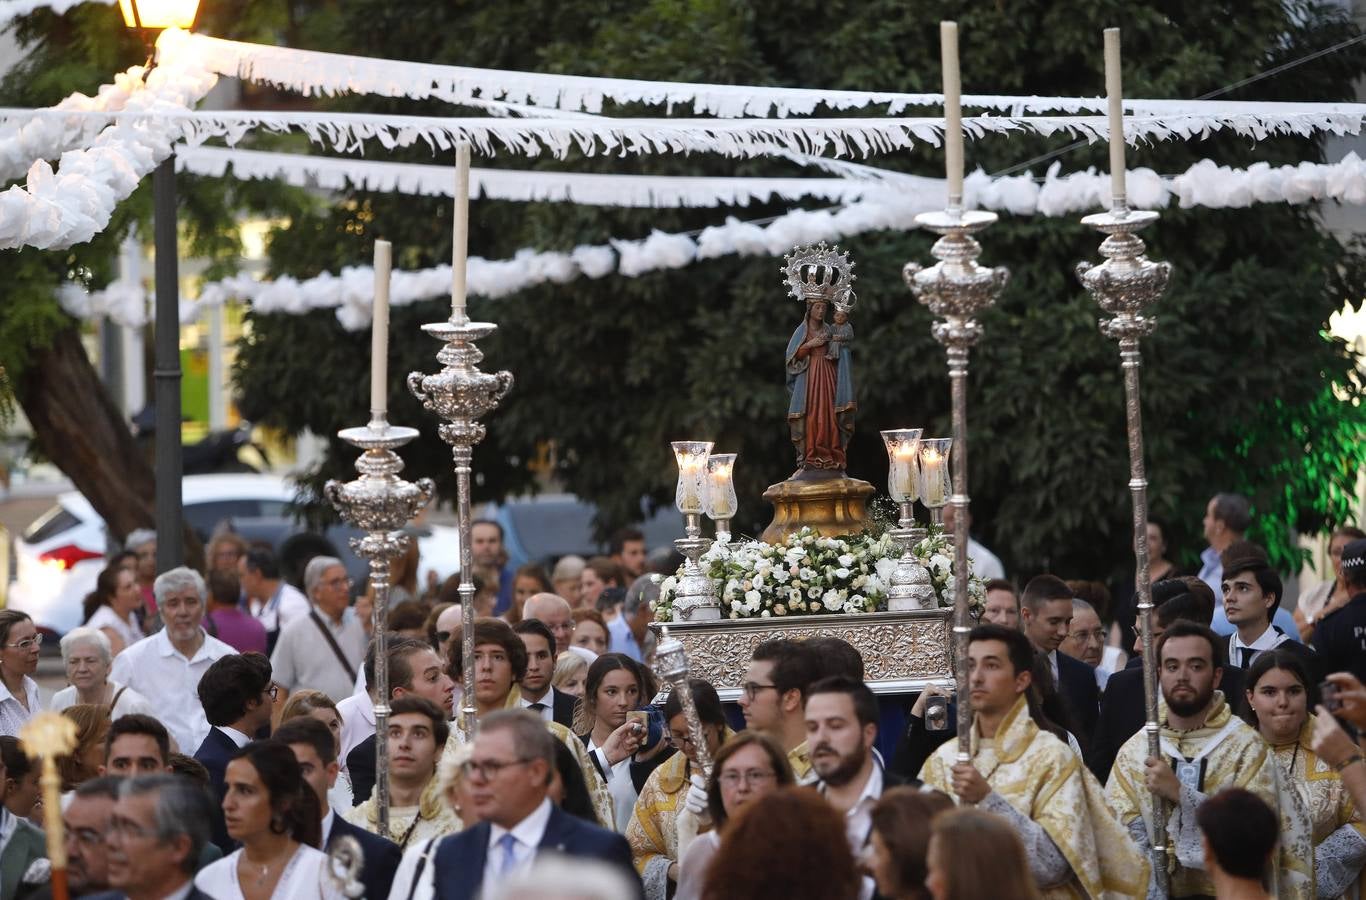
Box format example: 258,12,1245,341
16,323,202,568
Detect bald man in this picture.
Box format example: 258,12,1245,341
522,593,575,655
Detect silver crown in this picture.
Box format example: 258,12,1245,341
782,242,855,307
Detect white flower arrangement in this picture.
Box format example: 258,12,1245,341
654,526,985,622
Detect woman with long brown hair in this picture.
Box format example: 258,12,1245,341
926,808,1040,900
80,563,144,656
866,787,954,900
56,703,110,792
575,652,667,831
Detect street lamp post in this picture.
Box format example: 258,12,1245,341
120,0,200,572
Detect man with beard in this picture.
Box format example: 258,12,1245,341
804,677,908,900
920,625,1148,899
110,568,236,754
1105,621,1313,899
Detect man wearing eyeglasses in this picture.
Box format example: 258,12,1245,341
91,774,215,900
192,653,275,853
270,556,366,703
390,709,642,900
24,776,121,899
736,638,822,780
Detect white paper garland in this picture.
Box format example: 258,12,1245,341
157,29,1366,124
63,150,1366,328
175,145,917,207
0,37,217,251
0,63,151,183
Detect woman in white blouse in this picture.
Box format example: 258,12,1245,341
0,611,41,738
195,740,343,900
81,563,144,656
49,627,153,719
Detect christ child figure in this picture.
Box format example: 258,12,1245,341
826,305,853,360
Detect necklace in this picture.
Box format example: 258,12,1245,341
239,845,291,889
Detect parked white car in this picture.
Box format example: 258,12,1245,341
6,473,459,636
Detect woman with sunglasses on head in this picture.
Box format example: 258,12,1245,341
1240,649,1366,898
195,739,342,900
626,679,729,900
674,731,796,900
0,611,41,738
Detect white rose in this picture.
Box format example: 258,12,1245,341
821,589,843,612
875,558,897,582
838,553,855,568
834,567,850,579
865,575,884,595
772,567,789,583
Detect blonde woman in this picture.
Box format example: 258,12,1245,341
552,651,588,698
279,689,352,811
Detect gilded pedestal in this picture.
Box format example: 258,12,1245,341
759,474,875,544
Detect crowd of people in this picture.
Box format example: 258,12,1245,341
0,498,1362,900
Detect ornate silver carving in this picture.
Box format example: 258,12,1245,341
903,209,1009,763
653,609,953,700
325,419,435,839
783,241,855,307
672,513,719,622
653,626,715,777
1076,206,1172,891
887,501,935,612
322,834,365,898
409,315,514,737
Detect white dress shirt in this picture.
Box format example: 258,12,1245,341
819,761,883,900
219,725,252,748
482,797,554,897
519,687,556,724
250,581,311,634
109,628,235,753
270,605,368,703
967,538,1006,581
337,690,377,763
0,675,41,738
321,807,336,847
1229,624,1290,669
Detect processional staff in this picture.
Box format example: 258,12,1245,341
903,21,1009,766
654,627,714,777
21,711,78,900
1075,27,1173,896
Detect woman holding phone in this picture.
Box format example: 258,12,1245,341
1240,650,1365,897
576,652,672,831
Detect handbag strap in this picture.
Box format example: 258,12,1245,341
109,685,128,712
309,611,358,683
407,837,437,900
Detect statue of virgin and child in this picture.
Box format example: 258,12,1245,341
783,243,856,475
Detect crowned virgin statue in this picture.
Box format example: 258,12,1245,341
783,244,857,473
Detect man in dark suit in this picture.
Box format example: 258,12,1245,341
276,717,402,900
1221,550,1317,675
1086,577,1247,781
193,652,274,851
422,709,642,900
513,618,577,728
1020,575,1099,744
89,774,216,900
346,637,456,804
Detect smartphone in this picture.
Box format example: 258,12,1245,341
925,695,949,731
1321,681,1343,714
626,709,648,735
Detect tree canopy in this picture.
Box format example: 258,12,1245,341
4,0,1363,585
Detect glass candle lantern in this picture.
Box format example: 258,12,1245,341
671,441,714,516
880,429,923,504
704,454,738,521
918,438,953,510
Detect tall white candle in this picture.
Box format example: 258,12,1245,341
1104,28,1127,210
370,239,392,419
941,21,964,209
451,142,471,315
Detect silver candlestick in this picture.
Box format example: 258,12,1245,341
408,315,513,737
886,500,935,612
1077,206,1171,889
653,626,714,778
671,513,719,622
324,417,434,838
903,209,1009,765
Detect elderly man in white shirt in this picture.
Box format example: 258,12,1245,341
110,567,236,754
271,556,367,704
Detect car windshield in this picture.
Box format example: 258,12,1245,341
22,505,80,543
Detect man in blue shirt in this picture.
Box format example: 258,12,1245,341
607,577,656,663
1200,494,1297,637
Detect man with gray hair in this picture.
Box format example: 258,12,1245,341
607,576,657,665
91,774,215,900
389,709,641,900
270,555,366,703
124,529,157,613
111,568,235,753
